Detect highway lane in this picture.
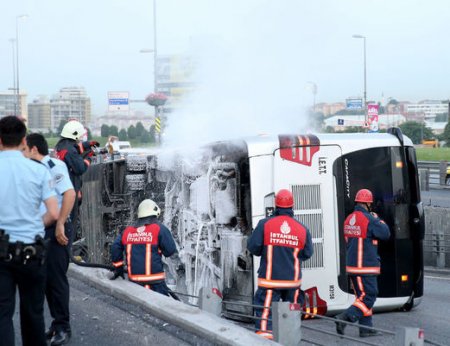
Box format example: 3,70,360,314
300,273,449,345
12,272,448,345
422,188,450,208
14,277,213,346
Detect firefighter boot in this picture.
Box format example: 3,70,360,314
335,312,352,335
359,327,382,338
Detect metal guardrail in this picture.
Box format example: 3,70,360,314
418,161,449,189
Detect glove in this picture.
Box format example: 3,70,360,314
370,212,379,218
110,266,125,280
89,141,100,148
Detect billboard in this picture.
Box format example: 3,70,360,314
346,98,363,110
108,91,129,111
367,104,379,132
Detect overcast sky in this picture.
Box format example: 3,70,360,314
1,0,449,128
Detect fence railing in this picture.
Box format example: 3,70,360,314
418,161,449,190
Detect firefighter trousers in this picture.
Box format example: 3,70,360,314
253,286,303,336
346,275,378,327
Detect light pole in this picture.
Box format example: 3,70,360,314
9,38,17,116
153,0,157,93
352,34,367,126
16,14,28,117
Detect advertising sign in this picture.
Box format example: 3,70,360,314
108,91,129,111
346,98,363,110
367,104,379,132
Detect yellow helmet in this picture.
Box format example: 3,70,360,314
138,199,161,218
61,120,85,141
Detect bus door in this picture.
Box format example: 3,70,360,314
274,134,345,311
338,146,421,302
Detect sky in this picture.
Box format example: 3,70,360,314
1,0,450,142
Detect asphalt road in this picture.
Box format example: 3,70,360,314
300,272,450,346
14,277,213,346
421,188,450,208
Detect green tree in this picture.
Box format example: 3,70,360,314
86,127,92,140
140,129,150,143
118,129,128,141
127,125,137,139
149,124,157,143
399,121,434,144
441,122,450,147
109,125,119,136
101,124,110,137
135,122,145,137
57,119,68,135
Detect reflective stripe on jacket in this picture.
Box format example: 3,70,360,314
344,206,390,276
247,208,313,289
111,216,177,283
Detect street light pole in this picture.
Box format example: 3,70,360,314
16,14,28,117
9,38,17,116
153,0,157,93
307,81,317,112
352,34,367,126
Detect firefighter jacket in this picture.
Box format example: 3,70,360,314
344,205,390,276
111,216,177,284
55,138,90,192
247,208,314,289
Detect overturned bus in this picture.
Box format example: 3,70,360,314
78,128,424,318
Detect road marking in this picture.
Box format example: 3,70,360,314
425,275,450,281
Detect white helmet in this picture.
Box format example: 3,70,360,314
138,199,161,218
61,120,86,141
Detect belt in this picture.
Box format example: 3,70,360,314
2,237,47,265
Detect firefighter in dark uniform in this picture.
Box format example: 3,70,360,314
110,199,179,296
335,188,390,337
24,133,76,346
54,120,99,234
0,116,59,346
247,189,314,340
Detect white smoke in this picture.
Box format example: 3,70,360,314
163,1,314,148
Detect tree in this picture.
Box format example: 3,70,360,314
101,124,110,137
118,129,128,141
109,125,119,136
149,124,157,143
399,121,434,144
57,119,68,135
140,129,150,143
86,127,93,140
135,122,145,137
441,122,450,147
127,125,137,139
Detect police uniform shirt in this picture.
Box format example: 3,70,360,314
0,150,56,243
39,155,74,213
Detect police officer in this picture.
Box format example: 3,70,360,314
24,133,76,345
110,199,179,296
0,116,59,346
247,189,314,340
55,120,99,238
335,188,390,337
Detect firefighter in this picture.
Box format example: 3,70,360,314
54,120,99,237
110,199,180,296
335,188,390,337
24,133,76,346
247,189,314,340
0,116,59,346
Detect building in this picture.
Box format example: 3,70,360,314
49,87,91,131
28,96,51,131
156,55,195,111
405,100,449,120
324,114,406,131
0,89,28,121
314,102,346,116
